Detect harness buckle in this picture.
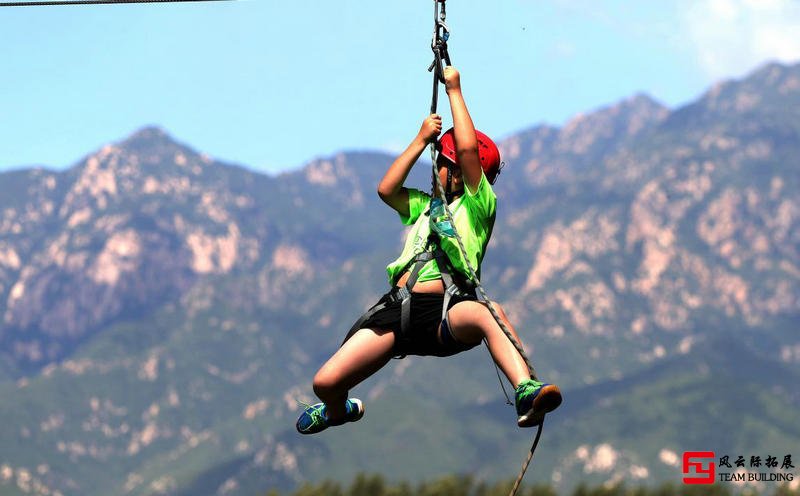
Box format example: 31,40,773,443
390,286,411,304
446,284,462,297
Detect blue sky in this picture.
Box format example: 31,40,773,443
1,0,799,174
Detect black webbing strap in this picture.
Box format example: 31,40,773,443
399,250,434,337
403,251,435,294
345,232,469,346
341,284,413,347
431,242,460,324
408,232,474,331
341,300,389,346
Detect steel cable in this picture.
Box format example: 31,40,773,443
0,0,232,7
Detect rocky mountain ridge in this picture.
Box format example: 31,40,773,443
0,61,797,496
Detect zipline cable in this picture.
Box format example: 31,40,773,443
426,2,545,495
0,0,232,7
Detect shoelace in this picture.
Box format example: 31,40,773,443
296,400,328,427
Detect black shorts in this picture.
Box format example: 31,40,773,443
345,288,480,357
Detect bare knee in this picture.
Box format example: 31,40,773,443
447,300,495,343
313,369,346,400
484,300,509,321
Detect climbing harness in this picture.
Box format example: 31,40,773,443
342,230,475,357
424,2,545,495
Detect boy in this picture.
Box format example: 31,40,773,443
297,66,561,434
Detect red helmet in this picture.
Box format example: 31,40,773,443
436,128,502,184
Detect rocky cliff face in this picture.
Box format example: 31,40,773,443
491,62,798,349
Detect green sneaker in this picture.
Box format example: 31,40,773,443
296,398,364,435
515,379,562,427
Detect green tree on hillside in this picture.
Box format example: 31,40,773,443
263,474,799,496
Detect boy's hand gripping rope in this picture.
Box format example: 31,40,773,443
426,2,544,495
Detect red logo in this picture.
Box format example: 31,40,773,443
683,451,716,484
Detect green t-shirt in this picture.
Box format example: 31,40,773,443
386,172,497,285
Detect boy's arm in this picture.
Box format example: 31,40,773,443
377,114,442,216
444,67,483,193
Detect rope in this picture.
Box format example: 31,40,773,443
426,3,537,384
428,0,450,115
509,420,545,495
427,127,540,378
0,0,232,6
425,2,543,495
427,116,540,496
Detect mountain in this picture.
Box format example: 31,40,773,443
0,61,798,496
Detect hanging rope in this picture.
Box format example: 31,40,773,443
425,2,545,495
426,0,537,381
428,0,450,115
0,0,232,6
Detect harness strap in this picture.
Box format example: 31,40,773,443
403,251,435,291
432,241,459,324
400,250,434,337
341,300,388,346
411,233,476,331
345,229,470,349
341,286,411,346
399,294,411,339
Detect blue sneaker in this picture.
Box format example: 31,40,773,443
515,379,562,427
296,398,364,435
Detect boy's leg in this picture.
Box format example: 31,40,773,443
444,300,561,426
444,300,530,387
313,327,395,420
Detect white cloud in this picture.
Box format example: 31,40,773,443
681,0,800,78
547,40,578,59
